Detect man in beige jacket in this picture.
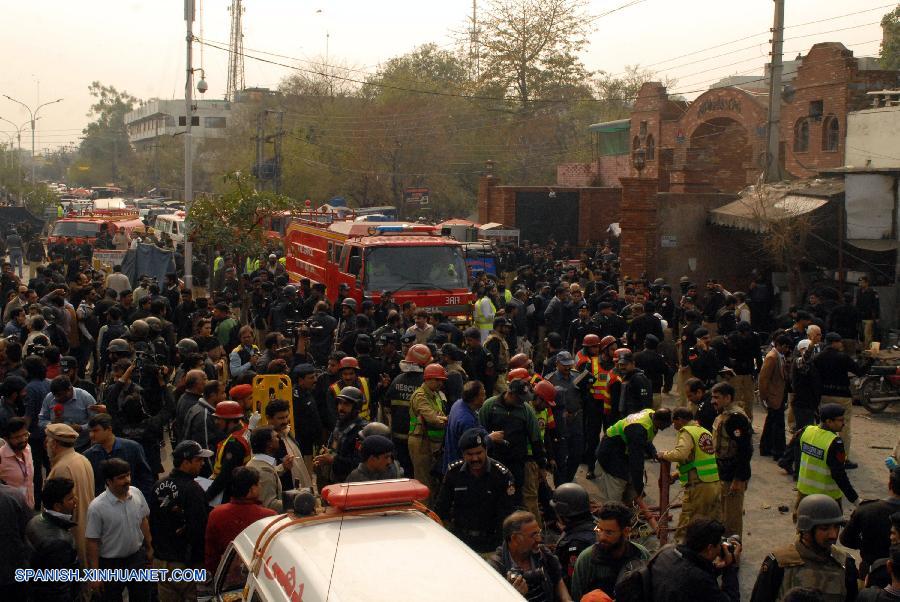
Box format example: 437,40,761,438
46,423,95,567
247,427,286,511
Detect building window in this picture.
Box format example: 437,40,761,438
809,100,824,121
822,115,839,152
178,116,200,126
632,136,640,151
204,116,227,129
793,118,809,153
639,121,648,138
646,134,655,160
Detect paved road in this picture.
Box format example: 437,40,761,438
574,394,900,599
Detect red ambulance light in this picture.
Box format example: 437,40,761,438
321,479,430,511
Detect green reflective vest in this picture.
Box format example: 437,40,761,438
678,424,720,484
606,409,656,445
473,296,496,331
798,426,841,499
409,387,446,442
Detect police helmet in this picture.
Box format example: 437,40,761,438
550,483,591,519
795,494,845,532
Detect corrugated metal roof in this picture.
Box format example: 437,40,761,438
708,181,835,233
588,119,630,133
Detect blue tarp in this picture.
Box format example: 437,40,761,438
120,243,176,284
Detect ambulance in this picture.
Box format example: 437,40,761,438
284,217,474,322
206,479,521,601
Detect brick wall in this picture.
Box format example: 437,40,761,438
619,177,660,279
477,176,622,246
557,157,630,187
557,163,596,187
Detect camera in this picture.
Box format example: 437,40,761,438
507,567,544,582
719,534,741,558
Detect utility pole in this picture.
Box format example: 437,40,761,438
3,95,63,188
184,0,195,290
764,0,785,183
154,119,161,193
256,110,265,192
471,0,480,81
273,111,284,194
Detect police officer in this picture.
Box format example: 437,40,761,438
478,378,548,507
594,407,672,504
206,400,251,503
840,466,900,578
657,407,721,542
551,483,596,590
435,429,516,555
750,494,858,602
710,381,753,540
793,403,858,514
613,349,653,416
290,363,325,476
313,386,368,486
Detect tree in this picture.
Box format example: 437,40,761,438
187,172,305,259
77,82,137,187
478,0,593,107
593,65,678,119
881,5,900,69
22,183,59,217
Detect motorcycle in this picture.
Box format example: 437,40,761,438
858,363,900,413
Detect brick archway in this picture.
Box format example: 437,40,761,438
687,117,752,192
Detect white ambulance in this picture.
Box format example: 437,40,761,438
205,479,522,602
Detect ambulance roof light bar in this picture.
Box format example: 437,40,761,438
321,479,429,511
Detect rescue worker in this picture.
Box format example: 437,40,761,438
206,400,251,504
408,363,449,502
657,407,722,542
594,407,672,504
484,318,511,394
435,428,516,555
579,334,620,480
750,494,858,602
792,403,858,515
510,370,556,527
551,483,597,591
711,381,753,540
313,386,368,486
474,286,497,343
328,356,372,421
479,378,548,507
384,343,431,478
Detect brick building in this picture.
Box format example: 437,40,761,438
561,42,899,193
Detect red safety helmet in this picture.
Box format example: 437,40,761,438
212,400,244,420
423,363,448,380
405,344,433,366
582,334,601,348
614,347,632,360
509,353,531,370
339,356,360,371
599,335,617,351
534,380,557,405
507,367,531,382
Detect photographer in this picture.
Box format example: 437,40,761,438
649,518,741,601
488,510,571,601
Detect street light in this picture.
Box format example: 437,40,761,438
0,116,36,196
3,94,64,186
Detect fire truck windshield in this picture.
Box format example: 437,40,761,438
51,221,101,237
365,245,467,291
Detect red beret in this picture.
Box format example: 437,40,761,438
229,384,254,400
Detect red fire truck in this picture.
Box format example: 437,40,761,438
285,218,473,321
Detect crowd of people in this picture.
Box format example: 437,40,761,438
0,232,897,602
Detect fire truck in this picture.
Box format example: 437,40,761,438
285,217,473,320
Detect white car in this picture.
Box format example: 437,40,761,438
206,479,521,602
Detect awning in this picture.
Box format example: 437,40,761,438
588,119,630,133
708,193,828,233
846,239,900,252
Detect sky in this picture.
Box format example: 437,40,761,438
0,0,891,153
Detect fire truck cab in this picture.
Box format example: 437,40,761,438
206,479,521,602
285,219,473,320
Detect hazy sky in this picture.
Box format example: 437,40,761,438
0,0,890,152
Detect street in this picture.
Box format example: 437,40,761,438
575,394,900,598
